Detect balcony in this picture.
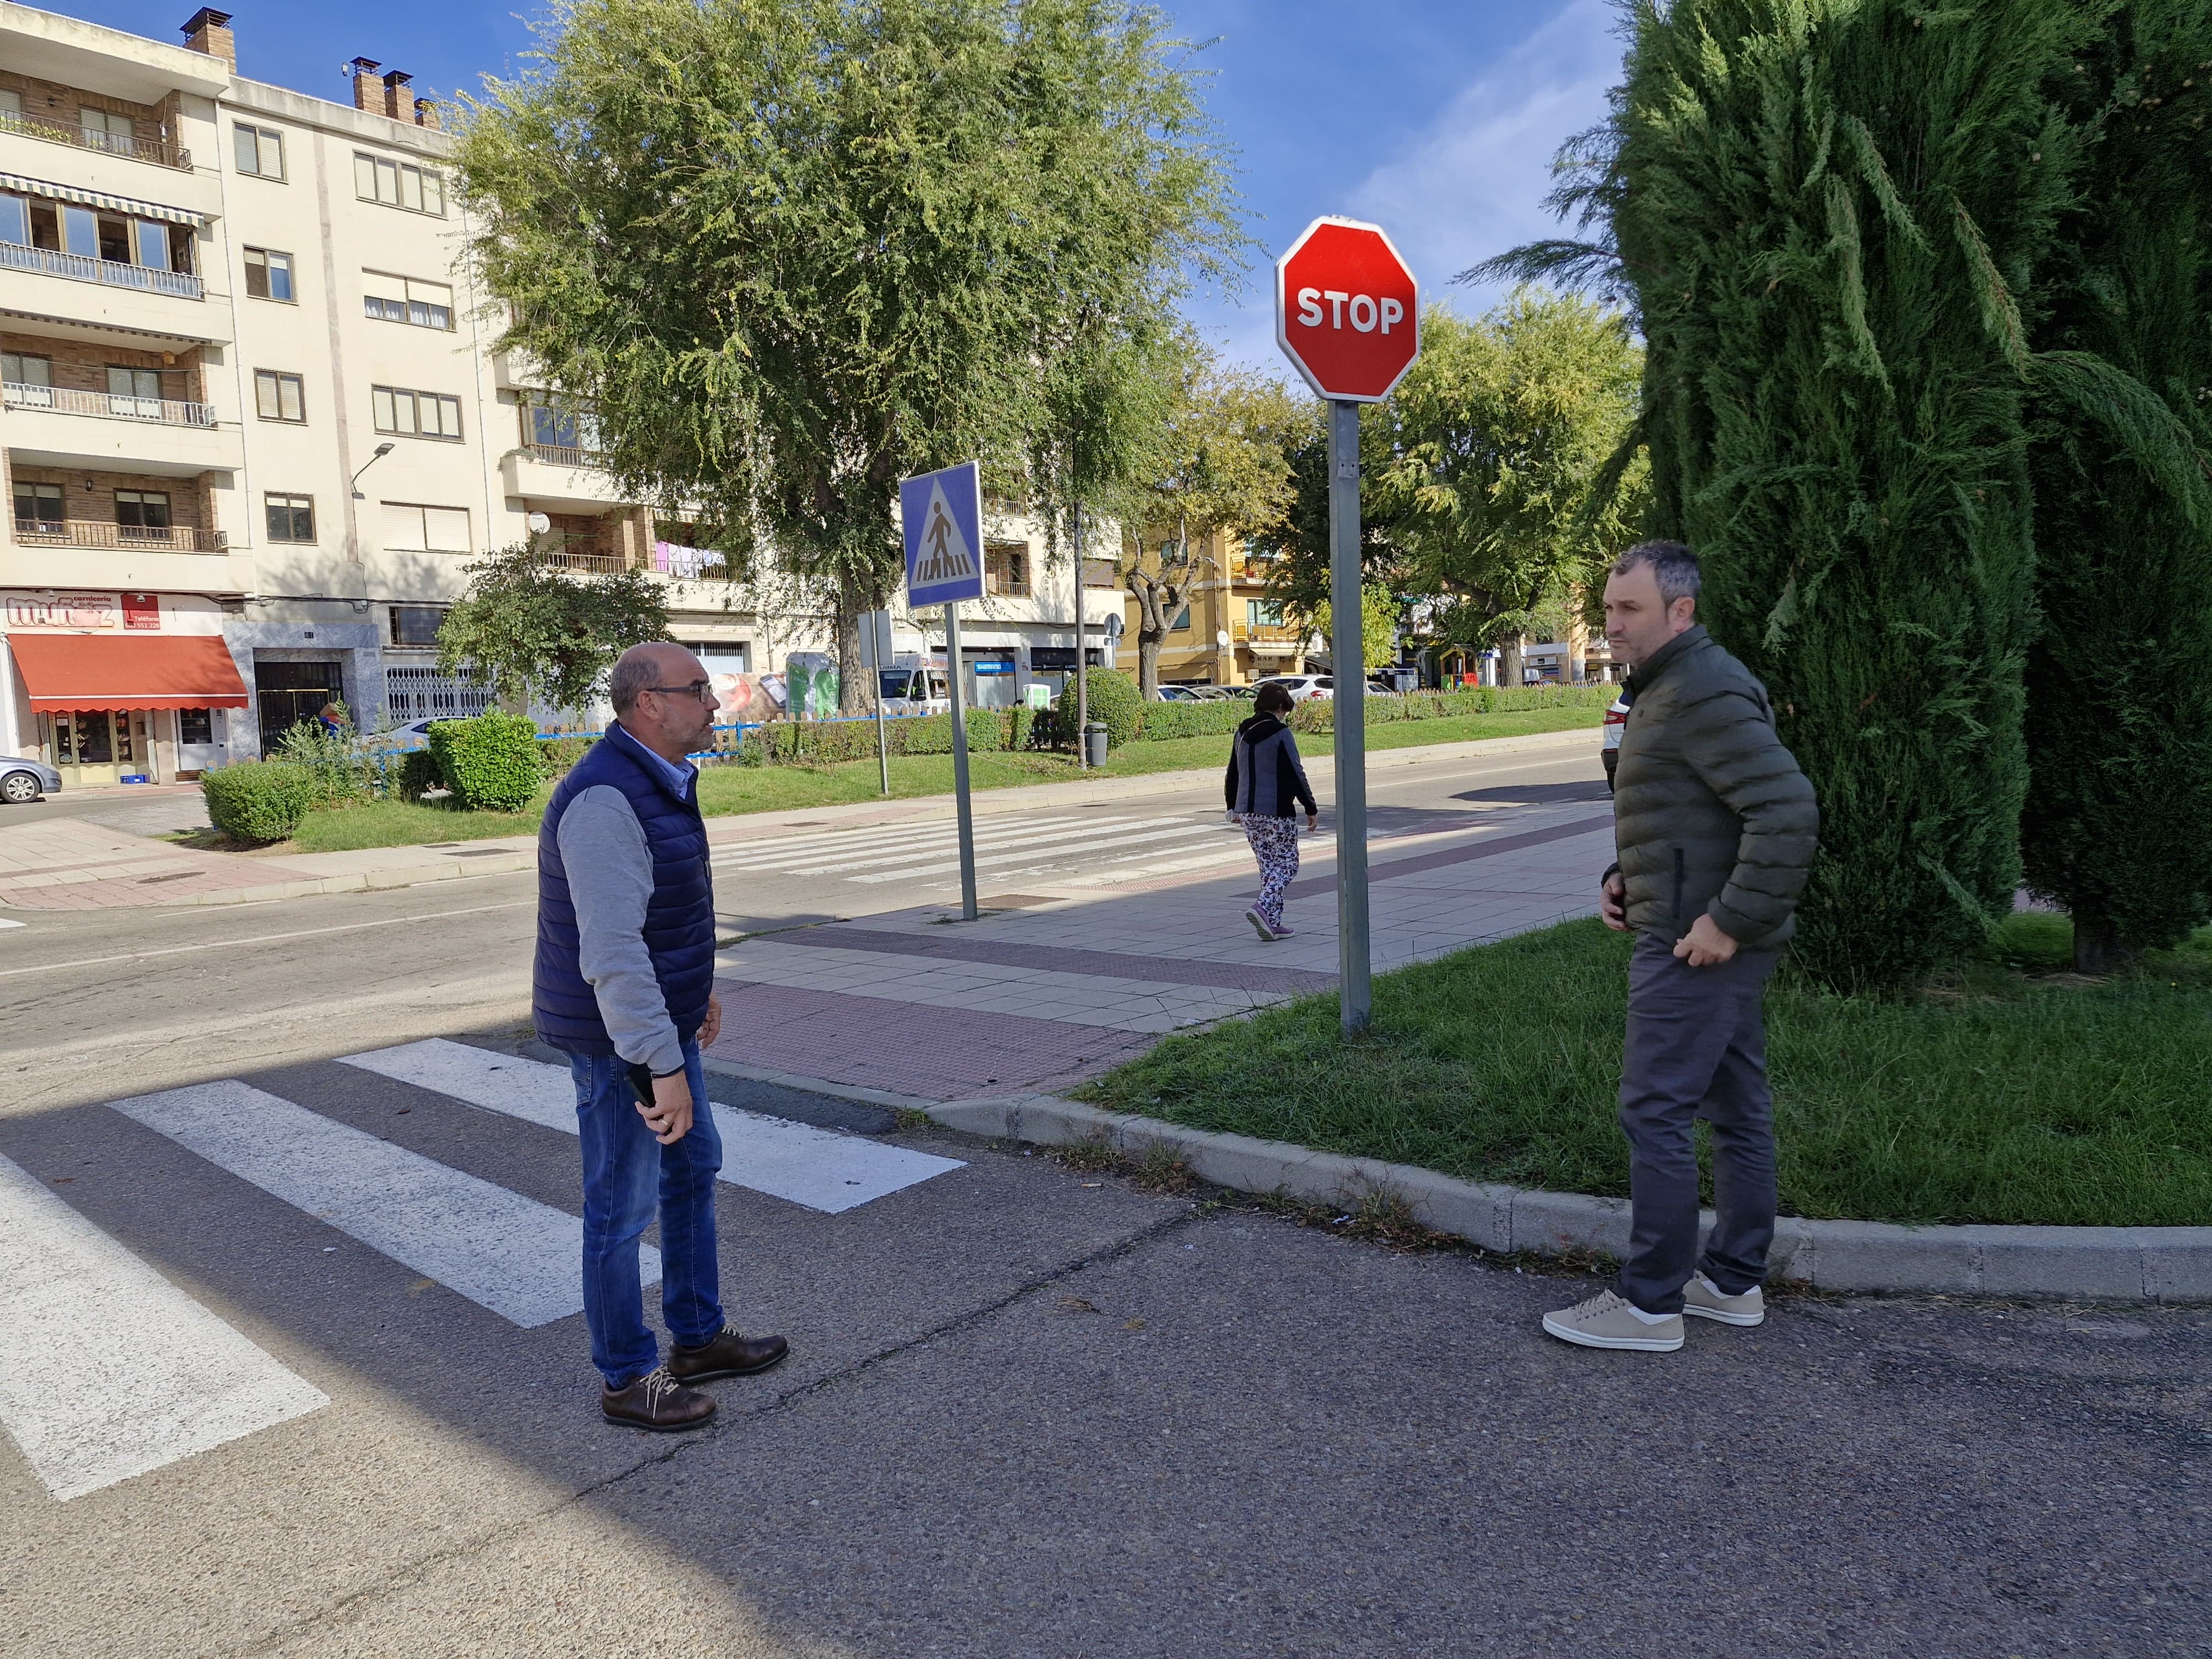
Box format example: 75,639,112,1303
0,239,202,300
1232,622,1310,657
0,107,191,171
532,539,625,574
4,381,215,426
501,444,628,509
524,440,603,469
12,519,226,552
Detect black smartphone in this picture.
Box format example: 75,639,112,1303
627,1063,658,1108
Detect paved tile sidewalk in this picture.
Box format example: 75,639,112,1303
706,800,1615,1101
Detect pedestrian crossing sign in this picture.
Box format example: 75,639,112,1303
901,460,985,607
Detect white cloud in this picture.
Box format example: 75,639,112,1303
1195,0,1623,373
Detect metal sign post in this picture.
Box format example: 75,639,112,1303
1273,215,1420,1039
1327,399,1370,1035
858,608,894,797
900,460,987,921
1073,502,1089,771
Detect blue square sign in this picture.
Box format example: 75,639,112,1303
901,460,985,608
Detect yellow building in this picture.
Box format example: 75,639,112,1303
1108,528,1315,687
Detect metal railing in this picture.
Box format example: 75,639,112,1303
3,380,216,426
1232,622,1308,647
0,108,192,170
9,520,227,552
523,441,605,469
0,240,203,299
533,540,625,573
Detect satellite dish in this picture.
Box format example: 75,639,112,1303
525,512,551,534
1215,629,1231,648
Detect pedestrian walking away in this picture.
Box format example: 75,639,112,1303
1225,680,1319,941
535,641,789,1430
1543,541,1819,1354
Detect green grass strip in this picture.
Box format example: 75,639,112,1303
1075,915,2212,1229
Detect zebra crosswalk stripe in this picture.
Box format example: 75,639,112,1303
844,819,1238,884
110,1081,656,1329
337,1040,964,1214
0,1151,327,1501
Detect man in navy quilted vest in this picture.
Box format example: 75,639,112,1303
535,641,787,1431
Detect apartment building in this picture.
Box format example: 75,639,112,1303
0,3,771,785
1108,528,1316,687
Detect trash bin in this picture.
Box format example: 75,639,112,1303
1083,722,1109,768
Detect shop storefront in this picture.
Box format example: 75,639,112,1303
6,625,249,786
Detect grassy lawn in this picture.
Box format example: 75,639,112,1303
278,705,1606,853
1074,914,2212,1229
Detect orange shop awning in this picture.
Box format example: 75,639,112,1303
8,633,251,712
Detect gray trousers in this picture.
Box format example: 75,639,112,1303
1618,932,1779,1313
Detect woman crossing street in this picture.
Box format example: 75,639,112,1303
1225,682,1320,941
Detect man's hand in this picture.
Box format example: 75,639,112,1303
1599,869,1629,931
696,992,723,1049
641,1071,694,1145
1673,912,1740,968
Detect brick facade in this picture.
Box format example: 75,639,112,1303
0,69,172,152
0,331,205,405
8,466,212,534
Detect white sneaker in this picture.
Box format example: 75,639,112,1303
1540,1288,1683,1353
1245,907,1281,941
1682,1271,1765,1327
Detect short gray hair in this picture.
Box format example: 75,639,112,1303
1610,540,1702,607
608,646,666,715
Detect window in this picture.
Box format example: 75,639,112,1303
265,493,315,542
233,123,284,179
362,272,453,330
0,90,20,120
80,107,135,157
0,193,25,247
381,503,471,554
2,352,52,404
984,544,1030,597
372,385,463,441
389,606,445,646
107,365,162,417
353,151,445,216
114,489,171,536
525,396,600,452
178,708,214,745
1170,603,1192,632
13,481,63,531
1246,599,1284,627
243,247,294,302
254,370,305,422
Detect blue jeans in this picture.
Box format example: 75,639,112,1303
570,1040,724,1387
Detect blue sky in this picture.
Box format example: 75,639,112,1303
60,0,1625,371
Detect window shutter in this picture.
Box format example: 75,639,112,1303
381,503,427,551
362,270,406,304
424,507,471,552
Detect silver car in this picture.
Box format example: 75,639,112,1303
1,758,62,805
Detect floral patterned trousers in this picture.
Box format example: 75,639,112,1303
1241,815,1302,930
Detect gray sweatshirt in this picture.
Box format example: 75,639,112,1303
556,782,693,1076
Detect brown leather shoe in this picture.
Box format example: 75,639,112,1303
601,1365,716,1432
667,1326,789,1383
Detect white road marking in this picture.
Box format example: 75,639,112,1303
0,917,23,930
0,900,536,981
760,817,1156,876
846,819,1236,884
108,1081,653,1328
717,813,1127,872
0,1152,327,1501
711,811,1105,863
337,1040,964,1215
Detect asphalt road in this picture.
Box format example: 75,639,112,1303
3,743,2205,1657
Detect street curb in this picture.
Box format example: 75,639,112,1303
150,853,536,907
922,1093,2212,1304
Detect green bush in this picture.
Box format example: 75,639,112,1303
1057,669,1142,750
202,761,316,845
398,749,442,802
733,707,1020,765
536,734,596,777
429,711,544,812
1289,683,1613,733
274,719,374,805
1135,700,1251,742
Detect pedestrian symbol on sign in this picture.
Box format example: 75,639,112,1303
916,486,975,585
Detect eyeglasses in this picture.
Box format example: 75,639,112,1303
643,680,716,702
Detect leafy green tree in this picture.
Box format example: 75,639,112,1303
454,0,1242,710
2022,2,2212,972
1311,586,1400,677
1112,343,1308,697
436,545,671,716
1488,0,2112,990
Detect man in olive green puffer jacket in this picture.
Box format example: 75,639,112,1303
1542,541,1819,1355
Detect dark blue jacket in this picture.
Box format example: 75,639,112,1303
533,722,716,1056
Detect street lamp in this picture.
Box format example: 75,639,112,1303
349,441,395,500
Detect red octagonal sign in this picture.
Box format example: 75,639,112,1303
1275,217,1420,403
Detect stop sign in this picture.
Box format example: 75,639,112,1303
1275,217,1420,402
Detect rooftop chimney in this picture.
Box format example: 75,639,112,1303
349,58,382,114
180,8,235,70
414,98,441,132
380,69,413,122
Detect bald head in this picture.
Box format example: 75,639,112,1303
611,640,718,763
610,642,696,716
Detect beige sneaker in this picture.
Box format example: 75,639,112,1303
1682,1271,1765,1327
1540,1288,1684,1352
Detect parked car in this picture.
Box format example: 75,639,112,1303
1601,684,1633,789
1,758,61,805
1255,674,1333,702
1156,685,1213,702
878,666,951,716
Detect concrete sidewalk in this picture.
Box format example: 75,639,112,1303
0,727,1599,912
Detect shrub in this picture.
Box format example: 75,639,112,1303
398,748,442,802
536,734,596,777
1057,669,1142,750
1135,700,1250,742
202,761,316,845
274,719,374,805
429,710,544,812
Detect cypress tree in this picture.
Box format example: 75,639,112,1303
1585,1,2106,989
2022,3,2212,972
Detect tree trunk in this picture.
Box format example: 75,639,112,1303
1137,631,1164,698
1499,634,1526,689
835,579,869,717
2069,907,2138,977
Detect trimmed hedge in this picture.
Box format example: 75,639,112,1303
398,749,442,802
1288,684,1613,733
202,761,317,845
732,707,1010,765
536,734,596,777
1135,700,1253,742
1057,669,1143,750
429,711,545,812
